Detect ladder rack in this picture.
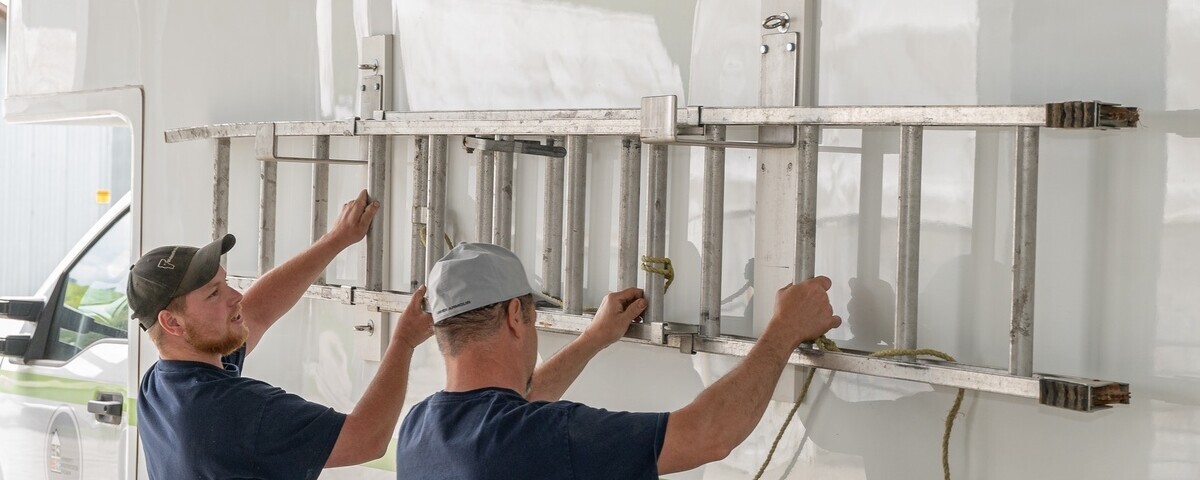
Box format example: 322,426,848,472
164,97,1137,412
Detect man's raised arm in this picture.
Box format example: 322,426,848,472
241,189,380,354
525,288,647,402
657,277,841,474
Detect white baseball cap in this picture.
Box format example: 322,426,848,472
426,243,556,323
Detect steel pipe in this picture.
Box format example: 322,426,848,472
410,137,429,290
542,138,565,300
258,157,277,274
617,137,642,290
1010,126,1040,376
895,126,923,352
213,138,231,268
476,150,495,243
644,145,669,324
494,135,515,249
312,136,330,284
426,135,448,274
563,135,587,314
795,125,820,282
700,126,726,337
365,135,388,291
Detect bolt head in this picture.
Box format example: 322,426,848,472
786,43,796,52
760,44,769,54
374,84,381,91
360,84,367,91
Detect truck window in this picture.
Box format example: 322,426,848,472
43,213,132,361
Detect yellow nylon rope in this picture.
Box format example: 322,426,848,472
640,256,675,292
753,337,964,480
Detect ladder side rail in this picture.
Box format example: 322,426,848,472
226,274,1127,412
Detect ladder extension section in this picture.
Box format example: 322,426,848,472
165,96,1138,412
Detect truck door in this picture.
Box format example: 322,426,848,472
0,209,131,480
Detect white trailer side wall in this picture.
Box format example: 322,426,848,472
5,0,1198,478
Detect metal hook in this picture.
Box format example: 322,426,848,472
762,13,790,33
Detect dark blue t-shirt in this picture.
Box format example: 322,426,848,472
139,346,347,480
396,387,668,480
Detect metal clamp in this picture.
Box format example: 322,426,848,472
639,96,796,149
462,136,567,158
255,123,366,165
663,322,700,355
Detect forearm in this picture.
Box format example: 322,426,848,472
688,332,795,452
327,341,414,467
525,334,606,402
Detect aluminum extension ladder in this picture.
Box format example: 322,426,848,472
164,96,1136,412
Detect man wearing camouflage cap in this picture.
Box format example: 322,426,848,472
130,191,432,479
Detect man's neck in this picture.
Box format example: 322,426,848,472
444,348,528,396
158,342,223,369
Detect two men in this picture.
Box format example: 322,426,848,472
130,191,433,479
396,243,841,478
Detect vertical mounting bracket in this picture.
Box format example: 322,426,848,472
358,35,392,119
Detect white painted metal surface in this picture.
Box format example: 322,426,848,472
4,1,1199,479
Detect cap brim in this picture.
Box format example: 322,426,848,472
176,234,236,296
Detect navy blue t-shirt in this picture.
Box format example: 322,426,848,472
139,346,347,480
396,387,668,479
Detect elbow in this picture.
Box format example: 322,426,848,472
707,441,734,464
366,433,391,461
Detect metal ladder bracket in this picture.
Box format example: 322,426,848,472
639,95,796,149
662,322,700,355
1045,101,1139,129
359,34,392,119
463,136,567,158
254,122,366,165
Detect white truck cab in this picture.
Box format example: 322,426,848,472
0,194,131,480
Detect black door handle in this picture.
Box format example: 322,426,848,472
88,392,123,425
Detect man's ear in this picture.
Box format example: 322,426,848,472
505,298,525,339
157,309,185,337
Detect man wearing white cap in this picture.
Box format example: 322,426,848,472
396,242,840,479
130,191,433,479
